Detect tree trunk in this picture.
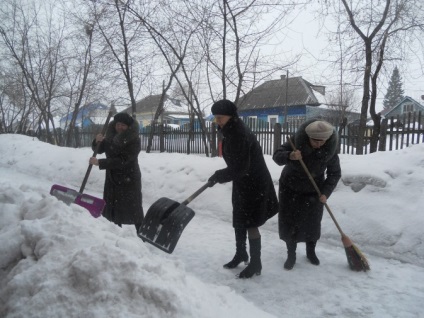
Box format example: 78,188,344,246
356,39,373,155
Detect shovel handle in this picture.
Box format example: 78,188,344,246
181,182,212,206
79,109,115,193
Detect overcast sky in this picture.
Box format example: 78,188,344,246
270,6,424,112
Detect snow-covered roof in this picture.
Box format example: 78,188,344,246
59,102,109,123
129,95,190,115
163,99,189,113
166,114,190,119
311,87,327,104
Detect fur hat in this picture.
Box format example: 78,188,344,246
211,99,238,117
113,112,133,126
305,120,334,140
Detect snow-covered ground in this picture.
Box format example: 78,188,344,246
1,134,423,318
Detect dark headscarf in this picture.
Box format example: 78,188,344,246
211,99,238,117
114,112,134,126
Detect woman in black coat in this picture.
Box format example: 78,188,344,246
89,112,144,232
208,99,279,279
272,119,341,270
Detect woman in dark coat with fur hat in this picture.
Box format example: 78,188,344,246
208,99,279,279
89,112,144,231
272,119,341,270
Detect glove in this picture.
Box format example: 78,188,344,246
208,174,218,187
208,169,229,187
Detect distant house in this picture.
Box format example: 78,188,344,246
348,97,424,134
378,96,424,131
380,96,424,118
59,101,109,129
236,75,359,127
122,95,191,128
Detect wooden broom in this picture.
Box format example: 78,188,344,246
288,138,370,271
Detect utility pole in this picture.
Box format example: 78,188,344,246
284,69,289,125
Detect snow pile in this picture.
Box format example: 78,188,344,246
1,134,424,317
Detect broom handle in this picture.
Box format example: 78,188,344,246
288,138,346,237
79,109,114,193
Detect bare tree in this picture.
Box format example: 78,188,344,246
322,0,424,154
88,0,154,118
125,0,299,155
0,69,35,133
0,0,73,144
200,0,298,105
60,21,96,147
325,86,360,119
126,1,215,155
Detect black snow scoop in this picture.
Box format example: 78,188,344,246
138,182,211,254
50,109,114,218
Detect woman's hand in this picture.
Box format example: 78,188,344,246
289,150,302,160
319,194,327,204
89,157,99,166
95,134,104,143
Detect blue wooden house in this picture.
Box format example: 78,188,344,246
59,101,109,129
236,75,328,127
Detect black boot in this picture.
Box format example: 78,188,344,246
306,241,320,265
238,237,262,278
284,241,297,270
223,228,249,269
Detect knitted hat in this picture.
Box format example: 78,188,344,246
114,112,133,126
211,99,238,117
305,120,334,140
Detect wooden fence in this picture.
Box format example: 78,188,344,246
139,111,424,156
35,111,424,156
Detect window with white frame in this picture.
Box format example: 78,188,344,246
247,116,257,129
268,115,278,129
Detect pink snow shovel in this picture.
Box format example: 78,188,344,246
50,109,114,218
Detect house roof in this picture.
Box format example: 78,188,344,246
60,102,109,123
124,94,189,115
237,76,325,110
380,96,424,117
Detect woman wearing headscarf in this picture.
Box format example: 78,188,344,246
208,99,279,279
89,112,144,232
272,119,341,270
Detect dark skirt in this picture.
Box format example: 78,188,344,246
232,181,278,229
103,181,144,225
278,186,323,242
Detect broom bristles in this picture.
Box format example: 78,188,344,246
340,234,370,271
345,242,370,272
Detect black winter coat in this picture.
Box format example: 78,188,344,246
272,119,341,242
92,120,144,225
213,117,278,228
